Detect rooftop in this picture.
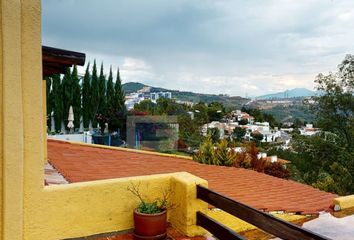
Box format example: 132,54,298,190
48,139,336,215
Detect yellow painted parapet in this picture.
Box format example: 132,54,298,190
26,172,208,240
170,172,208,237
333,195,354,211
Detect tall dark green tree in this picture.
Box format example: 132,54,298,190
61,67,73,129
45,76,53,129
114,67,126,110
52,74,63,132
109,67,127,137
98,62,107,114
82,63,91,129
106,66,114,110
91,60,99,126
71,65,81,129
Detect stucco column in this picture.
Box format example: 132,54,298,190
0,0,25,239
0,0,43,239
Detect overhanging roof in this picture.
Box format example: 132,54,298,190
42,46,86,78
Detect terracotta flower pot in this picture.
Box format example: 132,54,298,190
133,209,167,240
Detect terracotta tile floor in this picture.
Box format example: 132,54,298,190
48,140,337,215
95,227,210,240
44,162,68,185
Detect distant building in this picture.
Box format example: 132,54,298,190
206,110,281,143
176,100,195,106
126,115,178,151
125,88,172,110
229,110,255,124
257,152,290,165
125,93,145,110
282,121,294,127
300,124,320,136
150,91,172,102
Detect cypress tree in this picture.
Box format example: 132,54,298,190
82,63,91,129
61,68,73,129
45,76,53,130
98,62,106,114
52,74,63,132
111,67,127,137
91,60,99,126
114,67,126,110
71,65,81,129
106,66,114,110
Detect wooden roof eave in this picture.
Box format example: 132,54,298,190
42,46,86,78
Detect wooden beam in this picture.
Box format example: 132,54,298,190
42,63,68,77
196,185,331,240
42,46,86,78
42,46,85,66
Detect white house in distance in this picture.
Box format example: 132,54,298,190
230,110,255,124
150,92,172,102
299,124,321,136
244,122,281,142
203,109,281,143
125,87,172,110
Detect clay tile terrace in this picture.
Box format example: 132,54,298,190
46,139,339,240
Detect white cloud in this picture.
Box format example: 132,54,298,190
42,0,354,96
120,58,156,84
121,58,151,71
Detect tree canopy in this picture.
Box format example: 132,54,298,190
312,55,354,149
46,61,127,136
270,55,354,195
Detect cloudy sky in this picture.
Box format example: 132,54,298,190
42,0,354,97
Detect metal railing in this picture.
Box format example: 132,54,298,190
196,185,331,240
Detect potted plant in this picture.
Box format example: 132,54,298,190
128,183,175,240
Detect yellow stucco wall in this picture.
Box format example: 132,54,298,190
35,172,207,239
1,1,209,240
0,0,3,236
334,195,354,210
1,0,26,239
170,172,208,236
34,173,191,239
24,172,207,240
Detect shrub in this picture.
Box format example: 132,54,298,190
214,139,236,166
264,162,291,179
127,183,176,214
249,143,267,172
193,135,217,165
234,152,251,168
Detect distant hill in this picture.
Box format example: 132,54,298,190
256,88,316,99
122,82,248,109
122,82,146,94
